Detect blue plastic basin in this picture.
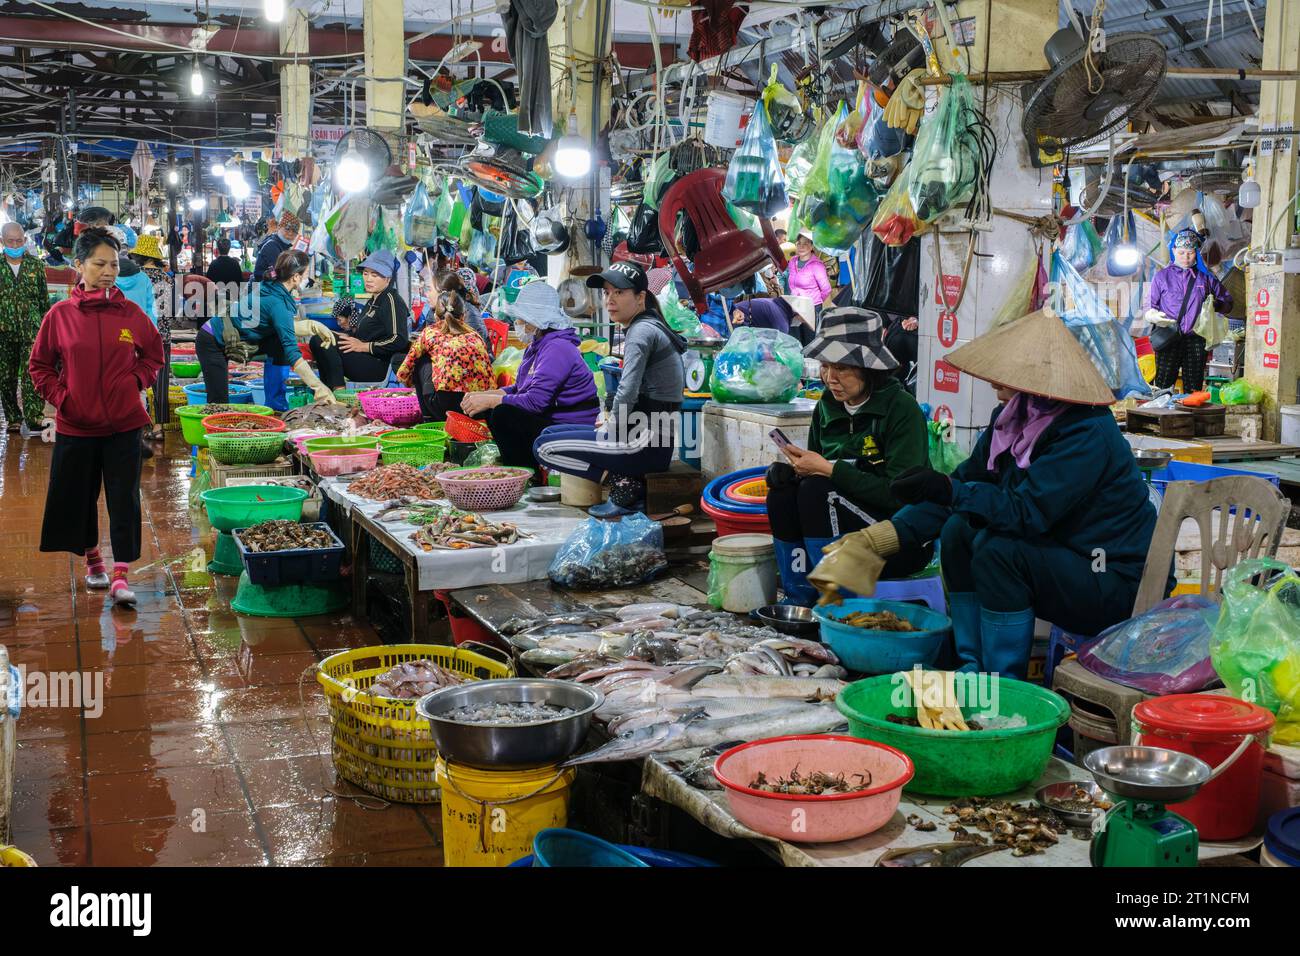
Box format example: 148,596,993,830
813,599,951,674
530,829,649,868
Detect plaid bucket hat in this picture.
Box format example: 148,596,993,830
802,307,898,371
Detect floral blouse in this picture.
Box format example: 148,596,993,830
397,323,495,393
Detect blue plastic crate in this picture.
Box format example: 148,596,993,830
1149,460,1281,496
232,522,346,586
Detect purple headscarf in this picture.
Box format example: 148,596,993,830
733,298,793,334
987,391,1070,472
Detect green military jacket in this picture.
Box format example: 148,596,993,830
0,254,50,337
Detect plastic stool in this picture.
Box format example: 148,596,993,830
1044,625,1086,691
873,573,946,614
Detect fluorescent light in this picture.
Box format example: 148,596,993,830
554,114,591,180
188,196,207,211
211,162,225,178
265,0,285,23
335,153,371,194
1111,244,1141,269
190,63,204,96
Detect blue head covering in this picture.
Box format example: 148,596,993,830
359,249,400,279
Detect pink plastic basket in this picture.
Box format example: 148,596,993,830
310,447,381,477
359,388,422,427
435,467,533,511
291,431,331,454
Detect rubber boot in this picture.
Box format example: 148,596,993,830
773,538,816,607
979,607,1037,681
947,591,982,672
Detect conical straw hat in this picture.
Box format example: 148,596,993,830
945,306,1115,405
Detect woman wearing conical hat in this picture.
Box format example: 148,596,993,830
810,307,1164,680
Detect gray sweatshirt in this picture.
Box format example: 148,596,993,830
609,312,687,426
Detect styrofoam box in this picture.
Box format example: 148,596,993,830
700,401,815,479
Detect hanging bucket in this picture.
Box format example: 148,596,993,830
434,758,575,867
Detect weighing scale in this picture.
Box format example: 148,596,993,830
1132,449,1173,486
1084,745,1212,867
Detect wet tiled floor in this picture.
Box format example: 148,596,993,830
1,431,444,866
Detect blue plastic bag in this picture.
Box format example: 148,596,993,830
1050,252,1151,400
1077,595,1221,695
548,513,668,589
403,181,436,246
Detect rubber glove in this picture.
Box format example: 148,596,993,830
291,358,340,404
1143,308,1174,326
295,320,336,348
890,466,953,506
883,69,926,135
808,521,901,603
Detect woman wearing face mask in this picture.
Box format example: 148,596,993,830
460,280,599,470
28,228,164,609
396,290,495,421
195,249,338,405
1144,225,1232,392
313,250,409,388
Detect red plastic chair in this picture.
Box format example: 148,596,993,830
484,318,509,356
657,168,788,314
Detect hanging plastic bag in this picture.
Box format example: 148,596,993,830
710,327,806,403
1051,252,1151,400
626,203,663,255
643,151,674,210
1060,219,1103,272
784,135,819,200
432,186,454,234
762,63,812,145
329,196,370,261
795,102,879,256
1104,210,1141,277
492,345,523,387
662,294,705,337
1192,294,1229,345
548,513,668,589
464,442,501,468
466,229,495,271
1077,595,1221,696
366,209,396,256
989,252,1043,332
1219,378,1264,405
723,99,788,218
1210,558,1300,744
927,419,967,475
871,168,927,246
403,181,437,247
907,75,981,224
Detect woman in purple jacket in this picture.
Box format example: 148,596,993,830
1143,227,1231,392
460,279,599,470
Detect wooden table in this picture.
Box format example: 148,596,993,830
1202,435,1300,462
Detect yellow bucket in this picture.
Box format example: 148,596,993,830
435,758,575,867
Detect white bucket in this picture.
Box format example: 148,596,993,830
708,533,777,613
703,90,750,149
1281,405,1300,447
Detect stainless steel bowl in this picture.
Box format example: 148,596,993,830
755,604,820,637
1034,780,1112,828
1083,746,1212,803
1133,450,1173,471
527,486,562,503
416,679,602,769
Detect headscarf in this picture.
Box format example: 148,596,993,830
987,391,1070,472
1172,228,1203,251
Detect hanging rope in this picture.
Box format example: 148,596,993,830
1083,0,1108,95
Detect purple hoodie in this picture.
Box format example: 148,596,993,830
502,327,599,424
1146,264,1232,335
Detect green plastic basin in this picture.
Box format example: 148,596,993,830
836,674,1070,796
303,435,379,455
200,485,308,533
178,404,274,447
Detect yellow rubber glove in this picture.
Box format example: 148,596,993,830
295,320,336,348
291,358,341,404
808,521,902,604
883,69,927,135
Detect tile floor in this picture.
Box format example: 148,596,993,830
1,430,444,865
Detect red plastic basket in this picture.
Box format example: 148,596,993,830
201,412,287,433
359,388,423,427
484,318,509,357
445,411,492,443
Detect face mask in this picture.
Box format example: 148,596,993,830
514,322,534,342
4,246,24,258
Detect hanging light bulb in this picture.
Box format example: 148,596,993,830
1111,244,1141,270
265,0,285,23
188,196,207,212
1239,164,1261,209
554,112,591,180
167,169,179,185
211,161,225,178
334,151,371,194
229,177,251,201
190,60,204,97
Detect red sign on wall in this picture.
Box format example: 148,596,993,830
1254,310,1272,326
934,274,963,306
934,404,954,425
1263,353,1280,369
1265,327,1278,348
1257,288,1270,308
933,360,961,394
938,311,959,348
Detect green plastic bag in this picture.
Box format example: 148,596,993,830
710,327,805,403
366,210,396,256
796,102,878,256
644,152,674,210
723,98,788,218
662,295,704,337
927,419,968,475
432,185,454,233
464,442,501,468
1210,558,1300,744
762,63,813,145
907,74,981,224
1220,379,1264,405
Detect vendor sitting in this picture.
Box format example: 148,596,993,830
396,290,495,421
767,307,931,606
535,261,686,517
460,280,599,470
314,250,410,389
731,297,794,335
809,308,1161,680
196,249,338,406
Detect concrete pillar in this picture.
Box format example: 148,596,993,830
279,7,311,160
1244,0,1300,439
363,0,407,137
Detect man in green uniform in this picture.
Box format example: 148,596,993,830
0,221,50,436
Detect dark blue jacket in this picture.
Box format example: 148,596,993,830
894,404,1158,585
208,280,302,365
253,233,292,282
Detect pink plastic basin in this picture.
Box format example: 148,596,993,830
713,734,913,843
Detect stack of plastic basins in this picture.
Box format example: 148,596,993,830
701,466,771,537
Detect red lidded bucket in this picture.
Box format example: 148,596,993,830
434,590,508,651
1132,694,1275,841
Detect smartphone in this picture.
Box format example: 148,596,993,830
769,428,793,451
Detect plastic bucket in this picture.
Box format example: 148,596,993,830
700,497,771,537
708,533,777,613
508,845,717,867
531,829,649,867
1132,694,1275,841
813,599,950,674
434,758,575,867
185,382,252,405
677,396,707,469
434,590,508,651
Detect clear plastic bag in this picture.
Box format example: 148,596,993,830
907,74,980,224
1050,252,1151,400
1210,558,1300,744
795,102,879,256
463,442,500,467
1060,219,1103,272
762,64,812,146
492,346,523,387
989,253,1043,332
548,513,668,589
1192,294,1229,345
662,295,705,338
1077,595,1221,695
927,419,968,475
709,327,806,404
723,99,788,219
403,181,436,247
871,169,926,247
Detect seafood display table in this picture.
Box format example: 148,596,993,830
641,755,1252,867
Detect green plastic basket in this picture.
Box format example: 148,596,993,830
334,389,362,406
288,386,312,408
171,360,202,378
381,442,447,467
378,429,440,446
413,422,447,436
178,404,274,447
205,430,287,465
231,571,347,618
304,435,379,455
836,675,1070,797
200,485,308,532
369,536,405,574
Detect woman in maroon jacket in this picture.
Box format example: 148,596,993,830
28,227,164,608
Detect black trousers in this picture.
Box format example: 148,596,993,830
150,338,171,433
40,428,144,562
312,338,394,390
1153,332,1207,392
412,358,468,421
488,401,551,469
766,474,931,578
